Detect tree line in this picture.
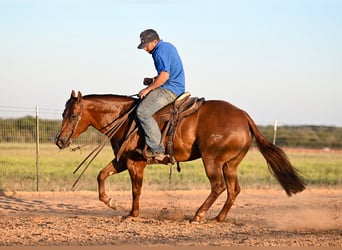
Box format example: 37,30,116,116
1,116,342,149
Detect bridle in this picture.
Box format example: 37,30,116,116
66,94,139,151
56,102,83,148
66,106,83,145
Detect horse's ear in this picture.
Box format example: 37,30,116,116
77,91,82,102
71,90,76,98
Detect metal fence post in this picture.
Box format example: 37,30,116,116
36,106,40,192
273,119,278,145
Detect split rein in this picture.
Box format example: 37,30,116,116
71,100,139,188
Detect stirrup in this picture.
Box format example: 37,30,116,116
135,148,169,163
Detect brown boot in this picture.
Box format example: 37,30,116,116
145,149,168,161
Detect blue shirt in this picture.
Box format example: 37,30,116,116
152,40,185,96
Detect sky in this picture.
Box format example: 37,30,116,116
0,0,341,126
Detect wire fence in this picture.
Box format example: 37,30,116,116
1,105,341,192
1,105,341,147
0,106,101,145
0,106,106,192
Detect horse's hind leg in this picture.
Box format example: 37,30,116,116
215,159,242,222
97,159,126,209
192,159,226,223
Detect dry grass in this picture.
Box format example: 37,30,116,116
0,144,341,192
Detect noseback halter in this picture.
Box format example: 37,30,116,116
60,101,83,148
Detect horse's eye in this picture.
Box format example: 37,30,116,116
71,114,78,120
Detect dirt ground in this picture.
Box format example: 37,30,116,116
0,188,341,246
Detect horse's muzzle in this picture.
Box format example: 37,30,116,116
55,135,70,150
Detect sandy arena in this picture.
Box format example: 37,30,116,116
0,188,341,246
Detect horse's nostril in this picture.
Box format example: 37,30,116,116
55,138,65,149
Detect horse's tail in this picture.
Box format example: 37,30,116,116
243,111,306,196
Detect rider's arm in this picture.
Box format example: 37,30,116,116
139,71,169,98
150,71,169,89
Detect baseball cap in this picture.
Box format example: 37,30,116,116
137,29,160,49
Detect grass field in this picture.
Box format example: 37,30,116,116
0,143,341,192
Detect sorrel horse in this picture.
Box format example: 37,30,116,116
55,90,305,223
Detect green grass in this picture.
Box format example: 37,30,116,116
0,144,341,192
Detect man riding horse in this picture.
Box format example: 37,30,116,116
55,30,305,222
136,29,185,161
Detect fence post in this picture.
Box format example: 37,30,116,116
273,119,278,145
36,106,40,192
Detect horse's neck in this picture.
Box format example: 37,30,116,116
83,96,136,133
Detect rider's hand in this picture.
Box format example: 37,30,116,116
143,77,154,86
138,87,150,99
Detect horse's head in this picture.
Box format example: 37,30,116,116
55,90,89,149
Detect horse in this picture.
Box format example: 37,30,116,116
55,90,305,223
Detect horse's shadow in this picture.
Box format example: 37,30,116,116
0,192,120,217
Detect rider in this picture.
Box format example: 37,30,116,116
136,29,185,161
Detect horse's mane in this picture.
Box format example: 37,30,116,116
83,94,134,100
82,94,138,104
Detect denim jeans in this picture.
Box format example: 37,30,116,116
136,87,177,153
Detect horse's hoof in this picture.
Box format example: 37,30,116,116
121,215,140,222
190,216,204,224
211,217,223,223
108,198,117,210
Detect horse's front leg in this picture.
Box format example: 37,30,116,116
126,158,147,217
97,159,127,209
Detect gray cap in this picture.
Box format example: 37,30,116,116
137,29,160,49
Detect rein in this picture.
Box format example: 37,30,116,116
70,94,139,152
71,101,139,188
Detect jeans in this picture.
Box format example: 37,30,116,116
136,87,177,153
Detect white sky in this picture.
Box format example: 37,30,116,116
0,0,341,125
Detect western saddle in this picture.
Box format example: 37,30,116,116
116,93,205,165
